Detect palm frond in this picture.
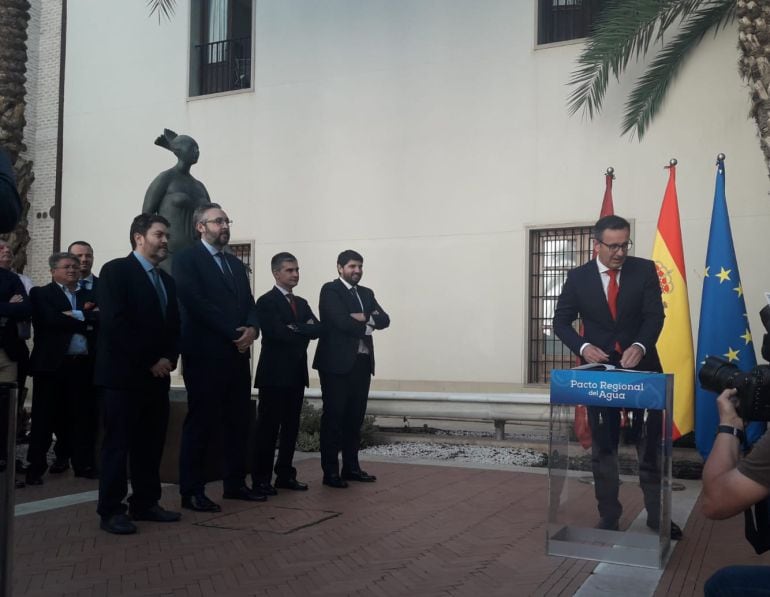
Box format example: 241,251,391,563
567,0,728,119
622,0,735,139
147,0,177,23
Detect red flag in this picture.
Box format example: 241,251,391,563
574,170,615,449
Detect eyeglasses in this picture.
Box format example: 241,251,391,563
597,240,633,253
202,218,233,226
55,265,79,270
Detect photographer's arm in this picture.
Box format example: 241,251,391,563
701,389,770,519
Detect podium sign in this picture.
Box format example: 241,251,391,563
547,369,673,568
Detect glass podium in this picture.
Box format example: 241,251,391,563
547,369,673,568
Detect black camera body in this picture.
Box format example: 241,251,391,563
699,356,770,421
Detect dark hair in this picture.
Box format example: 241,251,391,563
130,214,170,249
67,240,93,252
337,249,363,267
271,252,297,272
594,215,630,241
49,252,77,270
193,202,222,227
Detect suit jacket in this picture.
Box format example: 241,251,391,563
94,254,180,390
312,279,390,375
553,256,664,372
173,241,259,359
0,267,30,361
254,287,321,388
29,282,98,375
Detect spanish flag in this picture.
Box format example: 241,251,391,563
651,162,695,439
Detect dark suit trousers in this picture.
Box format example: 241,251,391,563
97,384,169,517
587,407,663,522
319,354,372,476
252,385,304,483
179,353,252,495
28,356,95,476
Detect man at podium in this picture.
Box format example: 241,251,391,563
553,215,682,540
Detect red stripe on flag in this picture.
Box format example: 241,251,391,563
656,166,687,280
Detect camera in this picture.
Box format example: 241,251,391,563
698,356,770,421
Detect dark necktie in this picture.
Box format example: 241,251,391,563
350,286,362,310
78,279,87,291
215,252,235,289
150,268,167,317
606,269,621,352
287,293,298,319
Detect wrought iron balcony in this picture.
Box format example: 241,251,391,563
193,36,251,96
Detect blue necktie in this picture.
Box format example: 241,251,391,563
150,268,167,317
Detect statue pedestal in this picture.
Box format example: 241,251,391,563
546,369,673,568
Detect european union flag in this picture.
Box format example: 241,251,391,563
695,156,764,458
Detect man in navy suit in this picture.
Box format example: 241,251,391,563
95,214,181,534
313,250,390,488
252,252,321,494
26,252,99,484
68,241,98,292
174,203,262,511
553,215,681,539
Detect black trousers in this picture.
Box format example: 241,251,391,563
97,383,169,517
27,356,96,476
587,406,663,523
319,354,372,477
252,385,304,483
179,353,252,496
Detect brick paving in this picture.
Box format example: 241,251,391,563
8,457,763,596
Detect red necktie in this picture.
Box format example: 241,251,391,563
287,293,298,319
606,269,621,352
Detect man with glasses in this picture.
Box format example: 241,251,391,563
553,215,682,539
27,253,98,484
174,203,262,511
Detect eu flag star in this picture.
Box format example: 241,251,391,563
723,347,740,362
716,267,731,283
741,329,752,345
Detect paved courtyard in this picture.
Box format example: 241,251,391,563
8,455,767,596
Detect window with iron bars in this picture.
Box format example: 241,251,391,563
537,0,606,45
528,225,593,383
228,242,253,279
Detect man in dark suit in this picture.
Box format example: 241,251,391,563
26,252,99,484
174,203,262,511
313,249,390,488
68,241,98,292
95,214,181,535
553,214,681,539
252,252,321,494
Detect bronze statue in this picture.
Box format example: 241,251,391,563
143,129,211,272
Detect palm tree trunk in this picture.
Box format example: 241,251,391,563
738,0,770,183
0,0,33,271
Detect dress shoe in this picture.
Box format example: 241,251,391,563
647,519,683,540
342,470,377,482
25,473,43,486
181,493,222,512
252,481,278,496
49,460,69,474
274,478,308,491
129,504,181,522
74,467,98,479
100,513,137,535
595,517,619,531
322,475,348,488
223,485,267,502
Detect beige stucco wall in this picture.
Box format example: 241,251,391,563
57,1,770,389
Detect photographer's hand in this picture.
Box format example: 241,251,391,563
716,388,743,429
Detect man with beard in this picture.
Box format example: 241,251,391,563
95,214,181,534
313,250,390,488
174,204,262,511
